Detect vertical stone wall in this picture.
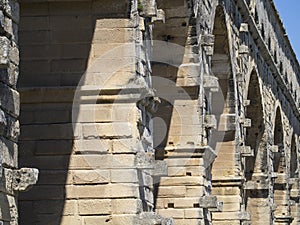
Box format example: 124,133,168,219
0,0,38,224
13,0,300,225
18,0,170,224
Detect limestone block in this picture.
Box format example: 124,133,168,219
69,154,136,169
186,186,205,197
153,160,168,176
0,83,19,117
83,216,112,225
112,138,140,153
66,184,140,199
0,36,10,67
93,28,135,44
240,146,254,157
139,0,157,17
74,139,111,154
204,115,217,129
9,44,18,65
212,211,250,221
12,168,39,192
72,170,110,184
157,209,184,219
111,199,142,214
151,9,165,23
203,75,219,92
199,196,223,212
243,99,250,107
110,169,138,183
184,208,204,219
95,19,136,29
157,186,186,198
240,23,249,32
239,45,249,54
20,123,78,141
82,122,133,139
200,34,214,46
240,117,251,128
111,214,138,224
0,63,18,87
178,63,200,78
218,114,236,131
78,199,111,215
0,137,17,168
60,216,81,225
160,176,204,186
244,179,269,190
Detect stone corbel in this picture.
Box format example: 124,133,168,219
138,96,161,114
239,45,249,54
218,114,236,131
240,117,251,128
244,179,269,190
151,9,165,23
236,73,244,83
240,146,254,157
135,152,168,176
203,114,217,130
240,23,249,33
239,23,249,55
271,145,279,153
13,168,39,192
199,195,223,212
138,0,157,17
203,75,219,92
200,34,214,56
243,99,250,107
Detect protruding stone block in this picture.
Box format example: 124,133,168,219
240,117,251,128
203,75,219,92
199,195,223,212
218,114,236,131
139,0,157,17
200,34,214,46
13,168,39,192
239,23,249,32
153,160,168,176
243,100,250,107
239,45,249,54
240,146,254,157
204,114,217,129
151,9,165,23
271,145,279,153
244,179,269,190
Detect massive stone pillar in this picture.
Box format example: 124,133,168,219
0,0,38,224
18,0,170,224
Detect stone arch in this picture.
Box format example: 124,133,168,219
273,107,285,173
244,69,266,180
272,106,289,221
290,133,298,178
210,4,237,180
243,68,269,224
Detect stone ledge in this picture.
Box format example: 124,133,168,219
137,212,174,225
199,195,223,212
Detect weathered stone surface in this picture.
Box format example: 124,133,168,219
9,0,300,225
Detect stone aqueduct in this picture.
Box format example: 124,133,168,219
0,0,299,224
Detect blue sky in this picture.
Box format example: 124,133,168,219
273,0,300,62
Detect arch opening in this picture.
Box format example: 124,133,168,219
245,70,265,180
